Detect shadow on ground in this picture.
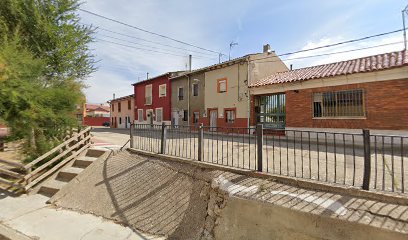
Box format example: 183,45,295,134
50,151,215,239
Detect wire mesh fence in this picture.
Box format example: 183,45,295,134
130,123,407,194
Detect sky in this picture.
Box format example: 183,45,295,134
79,0,407,103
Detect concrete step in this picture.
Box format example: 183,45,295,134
38,179,67,197
73,156,98,168
56,167,84,182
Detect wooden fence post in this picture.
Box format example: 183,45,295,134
0,137,4,152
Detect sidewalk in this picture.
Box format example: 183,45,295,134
0,191,163,240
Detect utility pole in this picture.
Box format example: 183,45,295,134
188,54,192,71
403,5,408,50
229,41,238,61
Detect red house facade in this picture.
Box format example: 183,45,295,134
133,72,183,125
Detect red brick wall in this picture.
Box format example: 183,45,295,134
285,79,408,130
83,117,110,126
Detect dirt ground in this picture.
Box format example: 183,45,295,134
0,141,24,163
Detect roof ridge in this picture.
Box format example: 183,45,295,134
251,49,408,88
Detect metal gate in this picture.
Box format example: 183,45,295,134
255,93,286,129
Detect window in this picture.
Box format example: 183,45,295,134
192,83,199,96
128,100,131,110
156,108,163,122
159,84,167,97
193,112,199,123
145,84,152,105
119,117,122,124
138,109,143,122
225,109,235,123
217,78,227,93
118,102,121,112
112,103,114,112
178,87,184,100
183,110,188,121
313,89,365,118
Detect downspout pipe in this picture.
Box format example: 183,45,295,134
187,75,190,124
247,57,251,130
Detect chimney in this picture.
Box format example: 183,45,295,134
263,44,271,53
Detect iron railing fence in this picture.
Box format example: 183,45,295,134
165,125,199,160
371,134,407,193
130,123,407,194
131,124,162,153
201,127,258,170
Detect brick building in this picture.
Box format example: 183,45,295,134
249,50,408,131
133,72,184,125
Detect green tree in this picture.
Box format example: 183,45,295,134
0,0,95,84
0,0,95,160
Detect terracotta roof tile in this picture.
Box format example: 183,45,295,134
250,50,408,87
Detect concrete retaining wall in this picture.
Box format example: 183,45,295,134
215,197,407,240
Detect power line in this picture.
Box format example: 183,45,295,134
281,29,404,57
79,9,223,55
95,38,188,57
95,38,218,60
256,41,403,64
97,33,217,60
252,28,405,62
82,23,217,57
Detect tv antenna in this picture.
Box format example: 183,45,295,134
402,4,408,49
229,41,238,61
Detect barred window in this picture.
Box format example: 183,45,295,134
193,112,199,123
183,110,188,121
178,87,184,100
138,109,143,122
156,108,163,122
225,109,235,123
192,83,199,96
313,89,365,118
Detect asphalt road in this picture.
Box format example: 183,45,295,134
91,127,131,150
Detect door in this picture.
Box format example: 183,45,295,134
172,111,179,127
209,109,217,131
256,93,286,129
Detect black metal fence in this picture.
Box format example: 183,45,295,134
130,123,407,194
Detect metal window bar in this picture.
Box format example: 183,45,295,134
130,124,408,194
